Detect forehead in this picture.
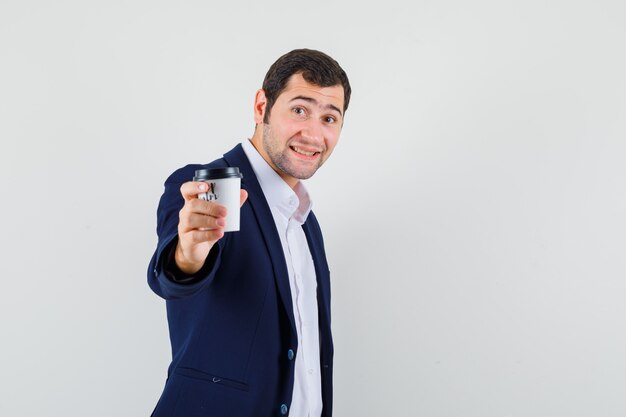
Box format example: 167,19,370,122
277,73,344,111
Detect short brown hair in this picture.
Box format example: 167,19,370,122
262,49,351,124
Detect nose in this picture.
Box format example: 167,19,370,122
301,118,323,144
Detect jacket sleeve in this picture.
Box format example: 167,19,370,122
147,164,227,300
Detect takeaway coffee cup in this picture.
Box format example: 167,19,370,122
193,167,243,232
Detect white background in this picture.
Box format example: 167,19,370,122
1,1,625,416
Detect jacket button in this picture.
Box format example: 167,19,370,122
287,349,295,361
280,404,289,415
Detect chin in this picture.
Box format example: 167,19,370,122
283,164,318,181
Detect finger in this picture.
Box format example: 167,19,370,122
180,181,210,202
185,198,228,218
183,212,226,231
239,189,248,208
187,228,225,244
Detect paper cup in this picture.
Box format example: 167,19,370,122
193,167,243,232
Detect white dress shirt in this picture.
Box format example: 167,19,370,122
242,139,322,417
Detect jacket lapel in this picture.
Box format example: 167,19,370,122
223,144,297,335
302,218,332,348
302,216,334,413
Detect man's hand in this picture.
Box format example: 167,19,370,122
175,181,248,274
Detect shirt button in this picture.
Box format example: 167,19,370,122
280,404,289,415
308,369,314,375
287,349,295,361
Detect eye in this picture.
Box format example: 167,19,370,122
292,107,306,116
324,116,337,124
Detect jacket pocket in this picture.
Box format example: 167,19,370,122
174,366,249,392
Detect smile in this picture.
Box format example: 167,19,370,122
290,146,320,158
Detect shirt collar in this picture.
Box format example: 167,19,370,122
242,139,312,223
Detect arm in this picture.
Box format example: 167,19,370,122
147,169,247,299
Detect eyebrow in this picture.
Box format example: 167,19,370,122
289,95,343,116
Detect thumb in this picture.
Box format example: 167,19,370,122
239,189,249,207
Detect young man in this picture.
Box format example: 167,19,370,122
148,49,351,417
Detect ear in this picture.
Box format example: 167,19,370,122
253,89,267,124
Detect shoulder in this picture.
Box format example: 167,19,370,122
304,211,324,239
306,211,320,228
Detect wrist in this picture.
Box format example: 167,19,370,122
174,243,205,275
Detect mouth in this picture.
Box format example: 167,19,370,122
290,145,321,160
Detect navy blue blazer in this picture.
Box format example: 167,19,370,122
148,144,333,417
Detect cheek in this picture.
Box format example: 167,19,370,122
323,128,340,150
273,120,300,142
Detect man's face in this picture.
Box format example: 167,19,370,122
255,73,344,187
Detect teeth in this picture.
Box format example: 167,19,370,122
292,146,316,156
